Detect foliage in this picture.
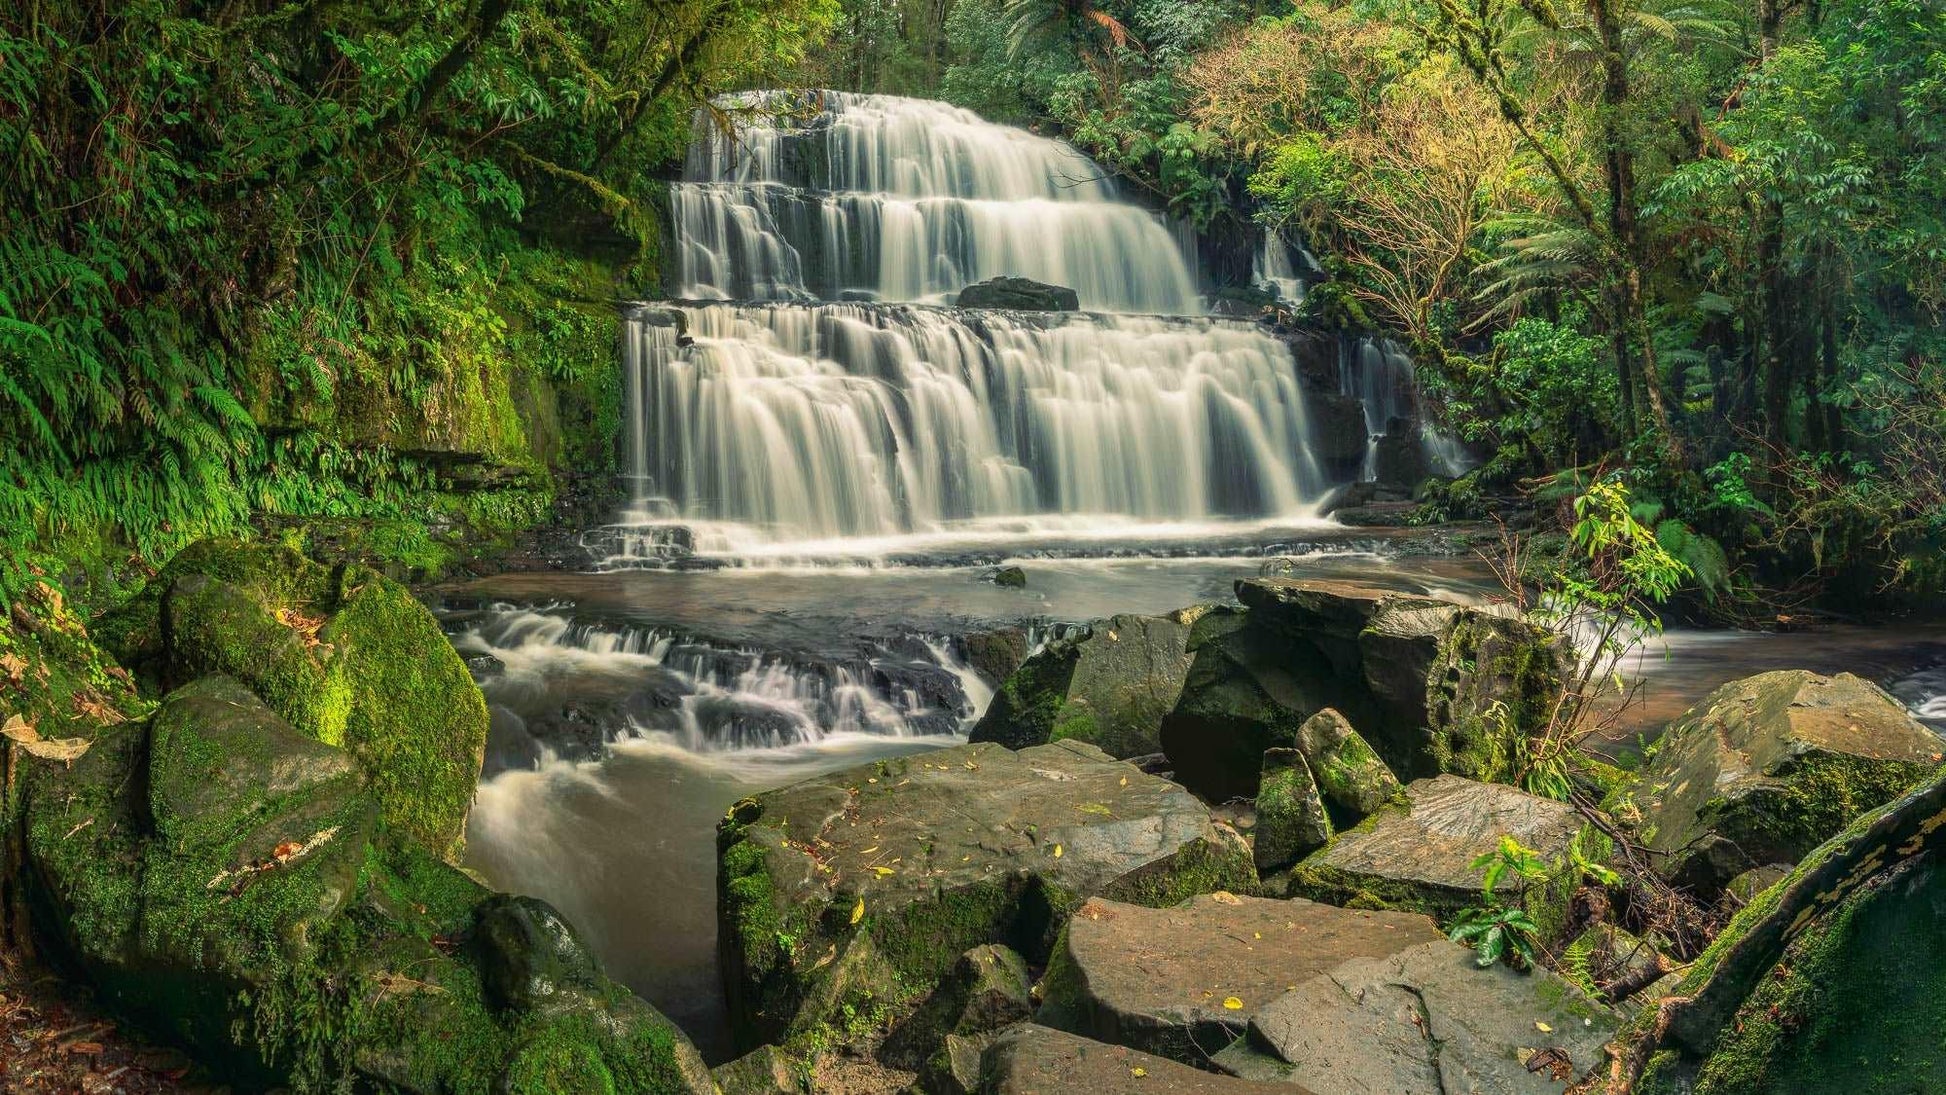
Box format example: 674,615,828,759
1449,835,1549,969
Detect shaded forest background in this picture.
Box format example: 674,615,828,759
2,0,1942,614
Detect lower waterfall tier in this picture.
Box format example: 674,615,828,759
622,302,1332,550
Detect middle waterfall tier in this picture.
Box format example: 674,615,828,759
670,90,1200,313
622,302,1330,546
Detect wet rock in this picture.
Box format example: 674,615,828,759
712,1045,805,1095
1253,749,1332,873
972,610,1207,759
956,276,1080,311
1215,939,1618,1092
1159,606,1329,802
882,944,1034,1068
989,565,1028,588
921,1032,988,1095
1294,707,1400,823
472,894,603,1015
1036,894,1441,1065
978,1024,1308,1095
715,739,1256,1050
1308,393,1371,481
1723,863,1792,909
1636,670,1941,895
1286,775,1584,926
962,628,1031,685
1372,416,1430,490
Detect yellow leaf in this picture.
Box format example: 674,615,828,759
1052,844,1063,858
1209,891,1241,905
1535,1020,1553,1033
964,760,979,770
1130,1066,1147,1077
860,846,880,854
1119,775,1128,787
872,866,896,877
1222,997,1244,1010
850,898,865,925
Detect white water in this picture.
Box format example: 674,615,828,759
1254,230,1312,305
618,302,1330,555
671,90,1199,313
1342,336,1470,480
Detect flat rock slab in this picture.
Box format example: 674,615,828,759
1039,893,1441,1064
718,739,1254,1046
1287,775,1582,914
1639,669,1942,893
1221,940,1618,1093
979,1024,1315,1095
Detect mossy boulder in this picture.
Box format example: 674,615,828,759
105,538,487,857
1294,707,1399,823
956,276,1080,311
18,673,709,1094
881,944,1034,1069
712,1045,805,1094
1253,748,1332,874
1285,775,1586,934
1636,670,1940,895
714,739,1255,1052
1160,579,1565,802
971,610,1208,759
1036,894,1440,1066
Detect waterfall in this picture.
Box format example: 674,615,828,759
669,90,1200,314
619,302,1327,553
1341,337,1471,481
1253,231,1312,305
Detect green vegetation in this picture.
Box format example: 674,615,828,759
0,0,841,599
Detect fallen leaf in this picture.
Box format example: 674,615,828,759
1130,1066,1147,1078
859,846,880,854
4,716,91,762
1119,775,1128,787
1209,891,1242,905
872,866,896,877
1535,1020,1553,1033
64,1041,104,1055
274,842,302,863
1052,843,1063,858
4,713,37,741
1222,997,1244,1010
851,897,865,925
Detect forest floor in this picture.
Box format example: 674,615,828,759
0,952,211,1095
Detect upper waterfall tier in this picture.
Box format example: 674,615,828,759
621,303,1328,553
670,90,1201,313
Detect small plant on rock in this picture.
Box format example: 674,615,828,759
1450,836,1548,970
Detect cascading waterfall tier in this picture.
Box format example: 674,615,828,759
1341,337,1470,481
670,90,1200,313
619,302,1328,554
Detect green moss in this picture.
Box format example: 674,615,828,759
1102,829,1259,908
1710,751,1934,866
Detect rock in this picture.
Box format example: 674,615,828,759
978,1024,1308,1095
1308,393,1371,481
961,628,1030,685
1372,417,1431,490
921,1032,988,1095
882,944,1034,1068
713,1045,805,1095
972,611,1205,759
1253,749,1332,873
117,538,488,856
1637,670,1941,895
1723,863,1791,908
1036,894,1441,1065
1294,708,1399,823
715,739,1256,1049
1329,503,1416,528
19,673,710,1094
1286,775,1584,929
472,894,604,1015
1159,607,1327,802
989,565,1028,588
956,276,1080,311
1217,939,1618,1092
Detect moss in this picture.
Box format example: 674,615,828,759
1102,828,1259,908
1709,750,1934,867
323,566,488,858
1423,612,1564,783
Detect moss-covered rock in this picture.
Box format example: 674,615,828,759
103,538,486,857
1636,669,1940,895
971,610,1207,759
1158,605,1332,802
1253,747,1332,874
1285,775,1585,932
714,739,1255,1053
17,671,709,1094
880,944,1033,1069
1294,707,1399,824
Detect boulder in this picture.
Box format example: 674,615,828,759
1637,670,1941,894
1372,417,1430,490
1294,708,1399,823
1253,749,1332,874
972,611,1206,759
715,739,1256,1049
1308,393,1371,480
1214,939,1619,1092
989,565,1028,588
1162,579,1565,799
956,276,1080,311
19,673,710,1093
109,538,487,857
712,1045,805,1095
1036,894,1441,1065
977,1024,1309,1095
1286,775,1584,929
882,944,1034,1068
961,628,1031,686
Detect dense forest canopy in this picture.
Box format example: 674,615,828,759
2,0,1942,614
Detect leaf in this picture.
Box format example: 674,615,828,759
4,714,90,762
871,866,896,877
1210,891,1242,905
850,897,865,925
1222,996,1244,1010
1535,1020,1553,1033
1052,843,1063,858
1130,1066,1147,1077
